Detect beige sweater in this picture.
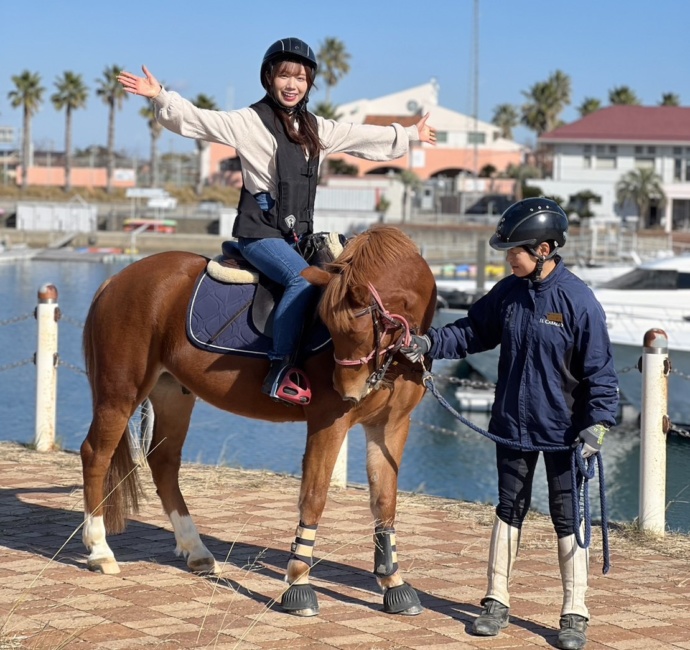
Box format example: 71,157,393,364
153,88,419,196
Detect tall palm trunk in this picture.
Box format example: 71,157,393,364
150,124,162,188
22,110,31,191
106,99,116,194
64,107,73,193
195,140,208,195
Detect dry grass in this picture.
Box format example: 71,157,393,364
0,185,240,206
2,441,689,562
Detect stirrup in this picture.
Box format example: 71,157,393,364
263,361,311,406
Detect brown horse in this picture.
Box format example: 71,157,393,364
80,224,437,616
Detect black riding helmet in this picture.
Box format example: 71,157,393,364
489,197,568,252
260,37,318,92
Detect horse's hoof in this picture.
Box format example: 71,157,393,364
383,583,423,615
281,583,319,616
188,556,218,574
87,557,120,575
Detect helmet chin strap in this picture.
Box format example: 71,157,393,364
264,91,310,116
525,245,559,282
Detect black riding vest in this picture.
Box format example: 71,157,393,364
233,97,320,240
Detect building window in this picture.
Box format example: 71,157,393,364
435,131,448,143
596,156,616,169
635,157,655,170
674,158,683,181
467,132,486,145
676,155,690,182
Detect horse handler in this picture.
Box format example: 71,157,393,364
402,197,619,650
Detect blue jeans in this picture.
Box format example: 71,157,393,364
237,236,319,361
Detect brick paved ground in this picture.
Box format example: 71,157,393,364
1,441,689,650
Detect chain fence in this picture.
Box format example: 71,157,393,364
0,311,35,374
420,364,690,439
3,301,689,443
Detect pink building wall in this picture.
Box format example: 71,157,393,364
15,166,136,189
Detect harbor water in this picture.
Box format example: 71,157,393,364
1,257,689,534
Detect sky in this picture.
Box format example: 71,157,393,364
1,0,688,159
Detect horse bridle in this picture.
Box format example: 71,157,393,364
334,283,412,389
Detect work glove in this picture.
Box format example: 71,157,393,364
576,423,608,458
400,334,431,363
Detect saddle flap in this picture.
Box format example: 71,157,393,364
251,280,283,337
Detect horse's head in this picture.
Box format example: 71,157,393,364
302,226,437,403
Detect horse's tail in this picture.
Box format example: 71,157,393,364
83,276,143,534
104,430,143,534
82,277,111,387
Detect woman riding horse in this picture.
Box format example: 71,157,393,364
80,225,437,616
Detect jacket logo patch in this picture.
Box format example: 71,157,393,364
541,312,564,328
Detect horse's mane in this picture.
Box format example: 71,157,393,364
320,225,419,331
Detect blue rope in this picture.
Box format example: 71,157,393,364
423,371,611,574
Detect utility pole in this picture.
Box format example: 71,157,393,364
472,0,480,188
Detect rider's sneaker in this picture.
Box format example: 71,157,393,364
262,359,311,406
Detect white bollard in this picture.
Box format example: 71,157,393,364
330,435,348,489
638,328,669,536
34,283,59,452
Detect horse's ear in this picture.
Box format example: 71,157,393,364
301,266,333,287
350,284,370,306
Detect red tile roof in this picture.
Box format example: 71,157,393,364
363,115,420,127
540,106,690,144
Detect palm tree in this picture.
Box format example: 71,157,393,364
316,37,351,104
51,71,88,192
95,64,128,193
577,97,602,117
8,70,45,190
616,168,666,229
491,104,519,139
608,86,640,105
521,69,571,136
399,168,421,222
659,92,680,106
505,163,541,201
191,93,219,195
139,103,163,187
312,101,342,120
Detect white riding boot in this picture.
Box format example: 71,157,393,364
472,515,520,636
556,533,589,650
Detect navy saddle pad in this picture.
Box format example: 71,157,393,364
186,271,331,358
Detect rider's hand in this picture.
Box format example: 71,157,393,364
576,424,608,458
400,334,431,363
117,65,162,99
415,113,437,145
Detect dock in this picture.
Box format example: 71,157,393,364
1,441,689,649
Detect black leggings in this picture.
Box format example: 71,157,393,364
494,444,581,538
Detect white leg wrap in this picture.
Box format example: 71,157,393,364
485,515,520,608
169,511,211,561
558,533,589,618
83,514,115,562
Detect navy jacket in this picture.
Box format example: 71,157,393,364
427,259,619,449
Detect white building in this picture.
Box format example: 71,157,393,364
531,106,690,231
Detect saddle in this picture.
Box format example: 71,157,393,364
205,232,345,338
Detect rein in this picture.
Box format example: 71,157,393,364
421,367,611,575
334,283,412,388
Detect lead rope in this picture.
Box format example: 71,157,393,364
422,368,610,574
